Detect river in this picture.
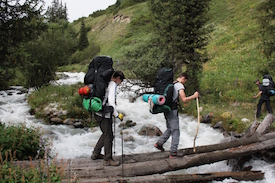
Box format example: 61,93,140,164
0,72,274,183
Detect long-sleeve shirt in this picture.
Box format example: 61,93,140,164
95,80,118,118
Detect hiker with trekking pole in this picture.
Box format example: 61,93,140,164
253,77,273,119
90,70,125,166
154,71,199,158
80,56,125,166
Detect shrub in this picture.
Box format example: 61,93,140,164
0,122,51,161
0,121,65,182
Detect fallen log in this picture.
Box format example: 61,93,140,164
61,171,264,183
62,138,275,178
14,115,275,182
244,114,274,137
56,131,275,169
229,114,274,170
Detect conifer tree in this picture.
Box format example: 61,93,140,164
149,0,211,92
78,20,89,51
0,0,46,89
46,0,68,22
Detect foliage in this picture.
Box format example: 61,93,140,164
123,36,171,84
116,2,168,85
46,0,68,22
149,0,212,93
0,122,51,161
117,0,148,10
70,43,100,64
0,0,47,89
256,0,275,77
0,121,65,182
27,83,91,120
78,20,89,51
20,20,77,88
0,159,65,182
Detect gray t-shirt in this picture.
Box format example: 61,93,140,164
173,82,185,102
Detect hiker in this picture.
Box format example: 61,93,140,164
253,78,273,118
91,71,125,166
155,72,199,158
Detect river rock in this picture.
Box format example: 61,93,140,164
201,113,213,123
64,118,74,125
74,119,85,128
241,118,250,123
124,135,135,142
138,124,162,137
212,121,223,129
50,117,63,125
119,120,136,128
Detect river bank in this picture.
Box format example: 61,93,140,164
0,72,274,183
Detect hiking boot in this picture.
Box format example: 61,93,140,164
91,153,104,160
103,159,120,166
169,155,182,159
155,143,165,152
169,152,182,159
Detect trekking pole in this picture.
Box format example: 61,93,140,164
113,116,116,156
193,97,200,153
253,93,257,121
121,121,124,177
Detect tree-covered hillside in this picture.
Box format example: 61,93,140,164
68,0,274,123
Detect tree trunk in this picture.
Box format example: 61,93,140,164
62,171,264,183
15,114,275,183
62,134,275,179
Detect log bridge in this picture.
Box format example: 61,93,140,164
58,114,275,182
57,114,275,183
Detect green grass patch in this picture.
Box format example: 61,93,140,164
28,83,91,121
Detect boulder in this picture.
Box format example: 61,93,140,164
138,124,162,137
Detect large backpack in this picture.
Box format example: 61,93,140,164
81,56,114,112
262,74,275,96
146,67,175,114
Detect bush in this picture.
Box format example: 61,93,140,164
0,122,51,161
0,154,65,183
0,121,66,182
70,43,100,64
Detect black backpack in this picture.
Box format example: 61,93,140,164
81,56,114,112
84,56,114,101
263,74,275,96
149,67,175,114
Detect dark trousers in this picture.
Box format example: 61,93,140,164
93,114,113,161
256,99,273,118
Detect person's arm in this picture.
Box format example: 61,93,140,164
179,89,199,103
107,82,119,117
253,91,262,99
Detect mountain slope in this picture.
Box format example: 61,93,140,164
70,0,273,123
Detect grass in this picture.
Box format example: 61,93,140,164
57,0,275,133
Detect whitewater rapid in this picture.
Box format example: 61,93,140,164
0,72,274,183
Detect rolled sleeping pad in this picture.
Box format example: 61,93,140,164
143,94,166,105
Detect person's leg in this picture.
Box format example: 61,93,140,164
99,117,113,161
157,111,173,146
92,115,104,156
168,110,180,155
265,100,273,114
256,99,264,118
101,117,120,166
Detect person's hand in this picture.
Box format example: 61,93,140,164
118,113,124,121
193,91,199,99
253,95,257,99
